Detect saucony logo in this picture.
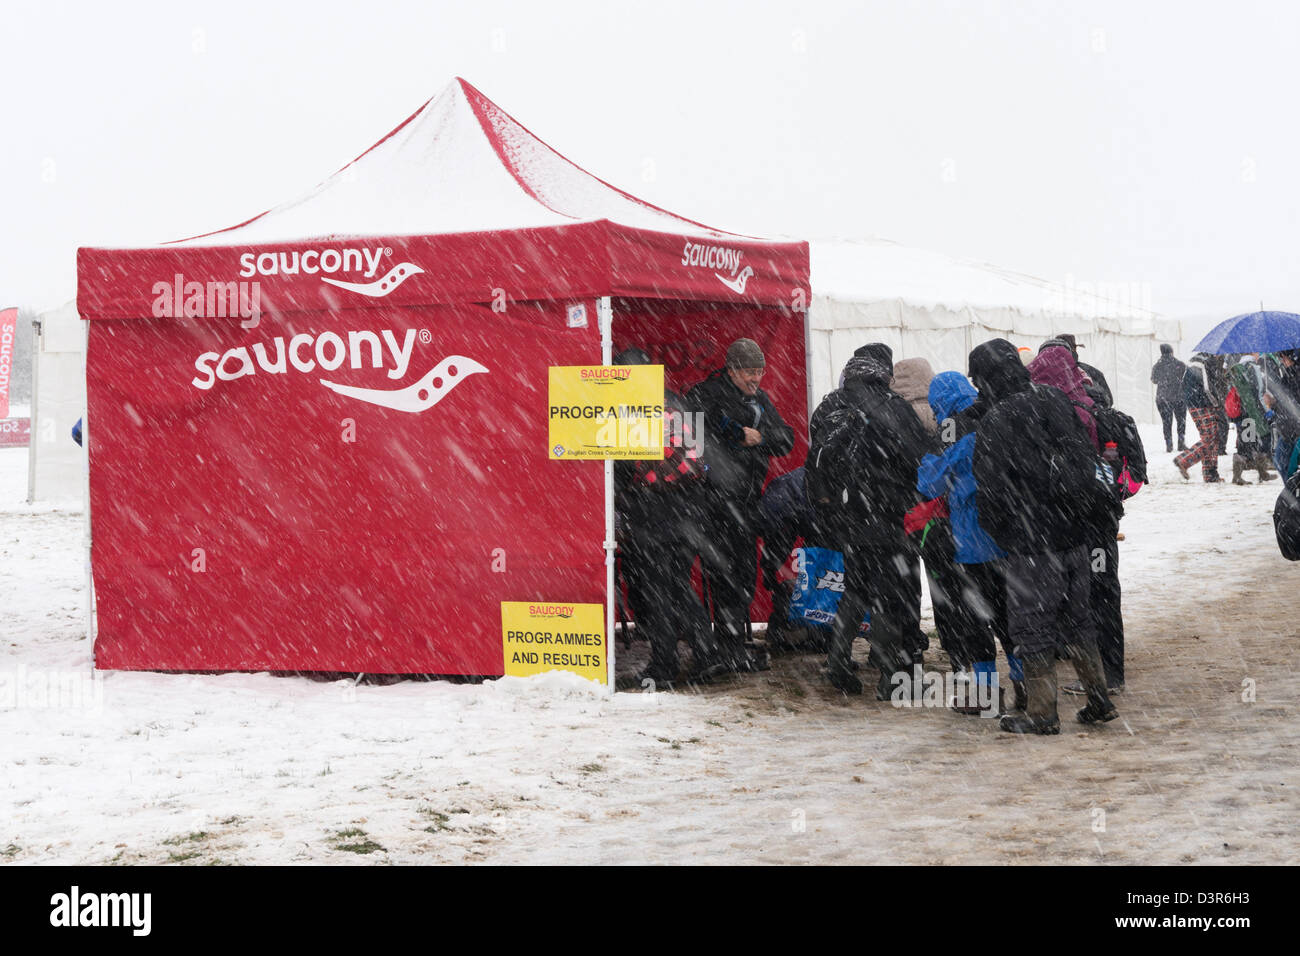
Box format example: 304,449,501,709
320,355,488,413
715,265,754,294
322,263,424,298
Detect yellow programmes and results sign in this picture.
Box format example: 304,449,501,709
501,602,607,684
548,365,665,459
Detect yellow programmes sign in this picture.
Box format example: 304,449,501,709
501,602,607,684
548,365,665,460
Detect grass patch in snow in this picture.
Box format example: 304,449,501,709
331,827,385,855
418,808,451,831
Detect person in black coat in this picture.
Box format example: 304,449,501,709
809,344,932,697
969,338,1118,734
1151,344,1187,452
614,347,716,687
688,338,795,673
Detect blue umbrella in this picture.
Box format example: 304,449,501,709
1195,310,1300,354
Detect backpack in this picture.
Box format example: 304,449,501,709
806,403,870,514
805,390,901,519
629,394,705,491
1046,390,1122,523
1073,400,1148,495
1275,470,1300,560
1225,386,1243,419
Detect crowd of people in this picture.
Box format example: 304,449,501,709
615,333,1153,736
1153,345,1300,485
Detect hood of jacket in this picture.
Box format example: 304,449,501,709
968,339,1030,403
928,371,978,423
1028,345,1092,407
843,351,893,388
891,358,935,404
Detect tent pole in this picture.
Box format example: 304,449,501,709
598,296,615,693
27,316,40,505
83,316,94,648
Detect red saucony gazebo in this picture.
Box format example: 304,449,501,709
77,78,809,675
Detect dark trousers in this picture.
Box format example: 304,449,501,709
622,519,711,676
1003,546,1096,659
948,559,1012,669
1157,399,1187,449
828,535,913,679
1087,516,1124,685
699,497,760,663
915,520,961,666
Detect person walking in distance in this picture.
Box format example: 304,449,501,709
1151,344,1187,453
1174,353,1224,482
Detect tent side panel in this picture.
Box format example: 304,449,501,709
87,298,604,673
31,325,87,505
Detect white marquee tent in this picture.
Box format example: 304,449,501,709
808,238,1179,422
27,300,86,505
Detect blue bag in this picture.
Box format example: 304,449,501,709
787,546,869,634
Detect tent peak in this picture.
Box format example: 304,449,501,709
168,76,755,247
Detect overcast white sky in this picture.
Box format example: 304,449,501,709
4,0,1298,347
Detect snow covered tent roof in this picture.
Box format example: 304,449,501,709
176,77,739,243
78,78,807,318
811,238,1175,337
807,238,1180,421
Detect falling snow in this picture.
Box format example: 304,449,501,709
1,425,1295,864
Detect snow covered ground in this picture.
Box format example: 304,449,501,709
2,425,1298,865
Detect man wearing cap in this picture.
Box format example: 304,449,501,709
688,338,795,673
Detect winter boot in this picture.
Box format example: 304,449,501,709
1066,639,1118,724
999,652,1060,734
1232,454,1251,485
1011,680,1028,712
869,640,913,701
1255,454,1277,482
826,658,863,695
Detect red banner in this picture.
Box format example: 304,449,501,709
0,417,29,447
0,308,16,420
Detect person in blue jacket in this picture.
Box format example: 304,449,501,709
916,371,1023,712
